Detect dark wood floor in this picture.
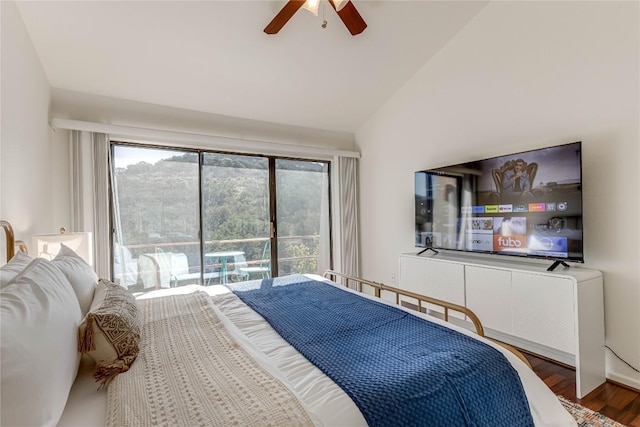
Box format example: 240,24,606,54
525,352,640,426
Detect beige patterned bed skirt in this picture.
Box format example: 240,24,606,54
106,291,315,427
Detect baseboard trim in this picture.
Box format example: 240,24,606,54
483,328,576,367
519,347,576,370
606,372,640,393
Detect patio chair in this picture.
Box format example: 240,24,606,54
113,242,138,288
238,241,271,280
138,251,190,290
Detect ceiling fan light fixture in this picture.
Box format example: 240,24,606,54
333,0,348,11
302,0,320,16
264,0,366,36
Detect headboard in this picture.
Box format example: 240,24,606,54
1,220,28,262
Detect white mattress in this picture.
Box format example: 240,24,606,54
58,274,577,427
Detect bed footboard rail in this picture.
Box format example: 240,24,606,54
323,269,485,337
323,270,533,368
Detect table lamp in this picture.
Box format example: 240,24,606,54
32,228,93,267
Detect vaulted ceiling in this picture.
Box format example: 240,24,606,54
15,1,487,133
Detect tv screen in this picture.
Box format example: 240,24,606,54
415,141,584,263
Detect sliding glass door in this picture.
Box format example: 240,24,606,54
111,145,200,291
275,159,331,276
111,143,331,293
201,153,271,284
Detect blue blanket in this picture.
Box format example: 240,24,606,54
230,275,534,427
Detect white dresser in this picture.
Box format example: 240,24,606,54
398,252,605,398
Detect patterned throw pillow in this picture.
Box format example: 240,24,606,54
78,279,140,388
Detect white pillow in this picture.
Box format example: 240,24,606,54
0,251,33,287
0,258,82,427
52,243,98,316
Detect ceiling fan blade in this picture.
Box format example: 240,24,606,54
264,0,306,34
328,0,367,35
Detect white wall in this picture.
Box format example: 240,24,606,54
0,1,68,253
356,1,640,389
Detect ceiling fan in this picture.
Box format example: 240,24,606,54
264,0,367,36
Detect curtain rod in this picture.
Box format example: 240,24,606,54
51,119,360,159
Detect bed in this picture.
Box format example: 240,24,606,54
0,220,577,427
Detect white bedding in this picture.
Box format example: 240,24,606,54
58,274,577,427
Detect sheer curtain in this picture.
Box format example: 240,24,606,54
70,130,111,278
317,162,331,274
335,156,359,277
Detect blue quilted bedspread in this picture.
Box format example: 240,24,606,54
229,275,534,427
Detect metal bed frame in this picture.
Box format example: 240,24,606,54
323,269,532,368
1,220,28,262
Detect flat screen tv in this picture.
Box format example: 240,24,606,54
415,141,583,268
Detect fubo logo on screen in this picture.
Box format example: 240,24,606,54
494,235,527,253
498,236,522,247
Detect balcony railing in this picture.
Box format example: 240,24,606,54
116,235,320,291
124,235,318,266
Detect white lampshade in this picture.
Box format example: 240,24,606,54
302,0,320,15
32,231,93,267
